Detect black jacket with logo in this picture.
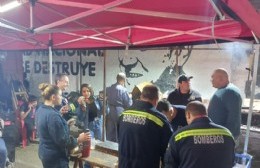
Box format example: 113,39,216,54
167,89,202,105
164,117,235,168
118,101,172,168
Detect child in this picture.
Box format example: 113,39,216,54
20,95,38,145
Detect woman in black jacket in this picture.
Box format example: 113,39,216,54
76,84,102,140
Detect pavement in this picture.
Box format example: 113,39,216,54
15,144,74,168
14,144,41,168
12,128,260,168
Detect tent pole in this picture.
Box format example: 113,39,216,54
243,44,259,154
102,50,107,141
48,34,53,84
30,1,34,29
208,0,225,20
79,53,82,87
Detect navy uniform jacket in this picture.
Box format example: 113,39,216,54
164,117,235,168
106,83,132,116
118,101,173,168
37,105,77,167
167,89,202,106
171,105,187,131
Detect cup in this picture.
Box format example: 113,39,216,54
81,129,91,157
91,138,96,150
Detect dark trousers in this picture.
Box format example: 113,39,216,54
41,158,69,168
25,121,34,140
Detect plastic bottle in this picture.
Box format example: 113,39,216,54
81,129,91,157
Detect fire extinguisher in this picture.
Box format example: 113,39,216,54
81,129,91,157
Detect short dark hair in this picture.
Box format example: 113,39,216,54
28,95,37,102
186,101,206,116
178,74,193,83
55,73,68,84
157,98,171,113
141,85,159,101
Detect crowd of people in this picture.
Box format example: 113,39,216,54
0,67,242,168
116,68,241,168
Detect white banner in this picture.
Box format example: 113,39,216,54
23,43,252,100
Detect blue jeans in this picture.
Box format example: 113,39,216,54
84,162,91,168
0,138,7,168
88,116,103,140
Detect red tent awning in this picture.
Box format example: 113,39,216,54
0,0,258,50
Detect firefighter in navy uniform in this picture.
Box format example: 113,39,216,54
164,101,235,168
118,85,172,168
156,99,187,131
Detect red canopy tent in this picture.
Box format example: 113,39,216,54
0,0,259,51
1,0,260,160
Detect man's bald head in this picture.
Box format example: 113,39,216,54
211,68,230,88
116,72,126,86
214,68,229,79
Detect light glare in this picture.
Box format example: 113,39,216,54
0,1,21,13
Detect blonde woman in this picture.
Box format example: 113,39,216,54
37,83,90,168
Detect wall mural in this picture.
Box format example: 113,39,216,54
117,46,193,93
154,46,193,93
119,56,149,78
21,43,252,99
